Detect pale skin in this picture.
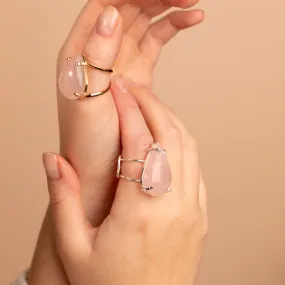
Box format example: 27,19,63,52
28,0,205,284
43,77,208,285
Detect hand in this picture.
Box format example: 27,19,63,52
29,1,204,284
114,1,204,86
43,77,208,285
58,1,204,222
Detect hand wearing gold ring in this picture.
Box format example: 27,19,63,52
55,1,204,227
42,77,208,285
28,1,204,284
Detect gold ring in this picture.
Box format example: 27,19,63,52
59,55,113,100
82,55,113,73
74,83,111,99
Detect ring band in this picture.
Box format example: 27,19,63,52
81,55,113,73
59,55,113,100
117,157,146,184
74,55,112,99
116,143,172,197
74,83,111,99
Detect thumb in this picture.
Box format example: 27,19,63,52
83,5,123,96
43,153,90,257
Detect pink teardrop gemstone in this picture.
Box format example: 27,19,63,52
142,144,172,197
59,55,86,100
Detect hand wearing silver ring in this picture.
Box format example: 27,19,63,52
42,77,208,285
117,143,172,196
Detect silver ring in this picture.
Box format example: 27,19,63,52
116,143,172,197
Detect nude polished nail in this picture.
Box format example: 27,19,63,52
96,6,119,37
43,153,60,181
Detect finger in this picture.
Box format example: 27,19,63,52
125,0,198,8
125,2,170,42
139,9,204,64
83,6,123,94
43,153,90,256
110,77,180,225
151,96,200,205
60,0,199,55
111,76,154,197
116,79,200,202
118,4,141,31
161,0,200,8
60,2,123,57
198,175,208,237
164,105,200,204
61,1,103,55
199,176,207,214
119,0,200,35
119,81,182,156
61,0,127,53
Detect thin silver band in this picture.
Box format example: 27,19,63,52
117,157,145,183
120,158,146,163
119,175,142,183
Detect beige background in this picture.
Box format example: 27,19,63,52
1,0,285,284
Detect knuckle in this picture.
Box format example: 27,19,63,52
131,200,209,241
133,207,153,231
186,209,208,240
200,217,209,240
166,124,182,142
57,242,85,265
49,184,70,207
84,44,112,66
195,212,209,240
185,135,199,154
50,193,67,207
165,200,184,225
169,207,184,224
187,207,201,227
137,132,154,152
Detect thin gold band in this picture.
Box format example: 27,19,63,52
71,54,113,99
74,82,111,99
82,55,113,73
120,158,146,163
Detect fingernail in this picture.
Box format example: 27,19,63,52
113,76,135,94
96,6,119,36
43,153,60,180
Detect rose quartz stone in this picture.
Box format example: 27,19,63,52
142,144,172,197
59,55,86,100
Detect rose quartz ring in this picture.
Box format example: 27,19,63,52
59,55,113,100
117,143,172,197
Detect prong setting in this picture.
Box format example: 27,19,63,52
117,143,172,196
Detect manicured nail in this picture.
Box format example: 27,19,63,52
96,6,119,36
43,153,60,180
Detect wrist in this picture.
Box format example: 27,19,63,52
28,207,69,285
